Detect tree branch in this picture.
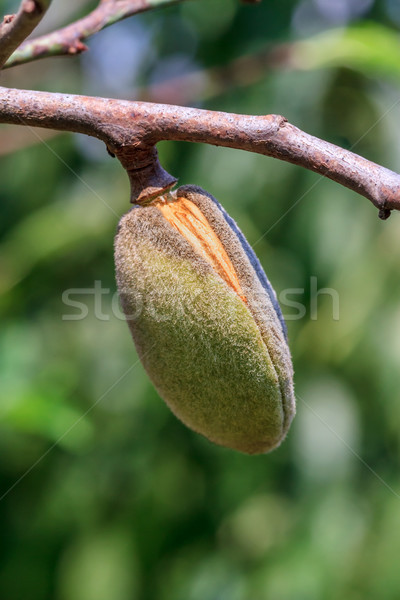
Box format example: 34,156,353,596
3,0,187,69
0,85,399,216
0,0,52,69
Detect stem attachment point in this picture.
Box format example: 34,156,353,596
114,145,177,205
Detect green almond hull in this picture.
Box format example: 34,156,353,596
114,187,295,454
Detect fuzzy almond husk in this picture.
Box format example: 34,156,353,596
114,185,295,454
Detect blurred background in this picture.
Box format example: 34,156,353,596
1,0,400,598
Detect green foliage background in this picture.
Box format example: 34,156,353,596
1,0,400,598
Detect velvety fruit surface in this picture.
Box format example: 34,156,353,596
114,186,295,454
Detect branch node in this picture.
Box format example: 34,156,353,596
67,41,88,55
25,2,37,15
378,208,391,220
277,115,288,129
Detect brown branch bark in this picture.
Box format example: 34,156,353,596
3,0,187,68
0,44,290,157
0,0,52,69
0,85,399,216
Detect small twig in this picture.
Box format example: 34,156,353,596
0,0,52,69
0,85,399,213
4,0,187,68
